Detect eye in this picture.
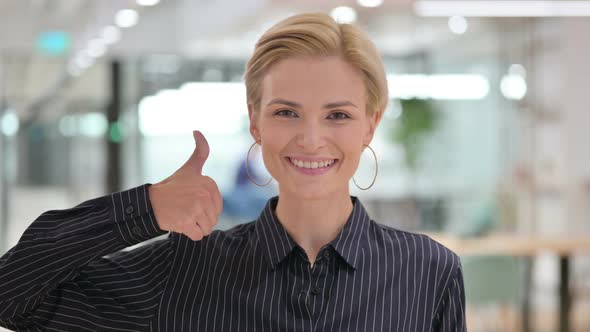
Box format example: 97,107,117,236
275,109,298,118
327,112,351,120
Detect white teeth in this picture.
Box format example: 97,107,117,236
290,158,335,169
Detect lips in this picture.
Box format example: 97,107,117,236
288,157,336,169
285,157,339,175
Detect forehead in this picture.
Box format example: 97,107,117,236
261,56,366,106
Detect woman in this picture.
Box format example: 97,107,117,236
0,13,465,331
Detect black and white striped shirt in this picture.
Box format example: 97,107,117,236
0,184,465,331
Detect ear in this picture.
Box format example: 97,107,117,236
248,104,261,143
363,109,384,146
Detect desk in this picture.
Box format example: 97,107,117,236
426,233,590,332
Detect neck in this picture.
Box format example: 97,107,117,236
275,187,353,266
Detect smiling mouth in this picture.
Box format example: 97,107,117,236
285,157,339,171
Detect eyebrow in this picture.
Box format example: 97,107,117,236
266,98,357,109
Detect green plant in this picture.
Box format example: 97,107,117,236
391,98,439,170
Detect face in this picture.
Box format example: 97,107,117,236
248,55,383,199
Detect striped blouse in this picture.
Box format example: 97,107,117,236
0,184,466,331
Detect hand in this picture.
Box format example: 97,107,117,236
148,130,223,241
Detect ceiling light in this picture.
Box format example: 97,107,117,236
331,6,357,23
87,39,107,58
101,26,121,44
79,113,108,137
137,0,160,6
415,1,590,17
448,16,468,34
75,53,94,69
115,9,139,28
1,110,19,137
358,0,383,8
501,74,527,100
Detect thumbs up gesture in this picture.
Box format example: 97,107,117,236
148,131,223,241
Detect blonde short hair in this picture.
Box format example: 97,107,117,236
244,12,388,116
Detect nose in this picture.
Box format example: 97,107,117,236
296,119,324,151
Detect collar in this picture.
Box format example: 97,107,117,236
254,195,371,271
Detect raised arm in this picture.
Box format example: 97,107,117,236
0,184,172,330
0,130,223,330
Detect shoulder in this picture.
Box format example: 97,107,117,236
372,221,461,277
170,220,257,253
218,220,257,240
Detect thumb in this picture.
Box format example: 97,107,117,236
183,130,209,174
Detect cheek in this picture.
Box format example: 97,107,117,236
344,150,363,175
260,123,286,148
336,129,365,171
259,126,287,169
335,127,364,151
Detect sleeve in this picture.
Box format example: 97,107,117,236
0,184,174,331
436,258,467,332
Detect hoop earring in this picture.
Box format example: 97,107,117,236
352,145,378,190
245,142,273,187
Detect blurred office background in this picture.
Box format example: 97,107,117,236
1,0,589,331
